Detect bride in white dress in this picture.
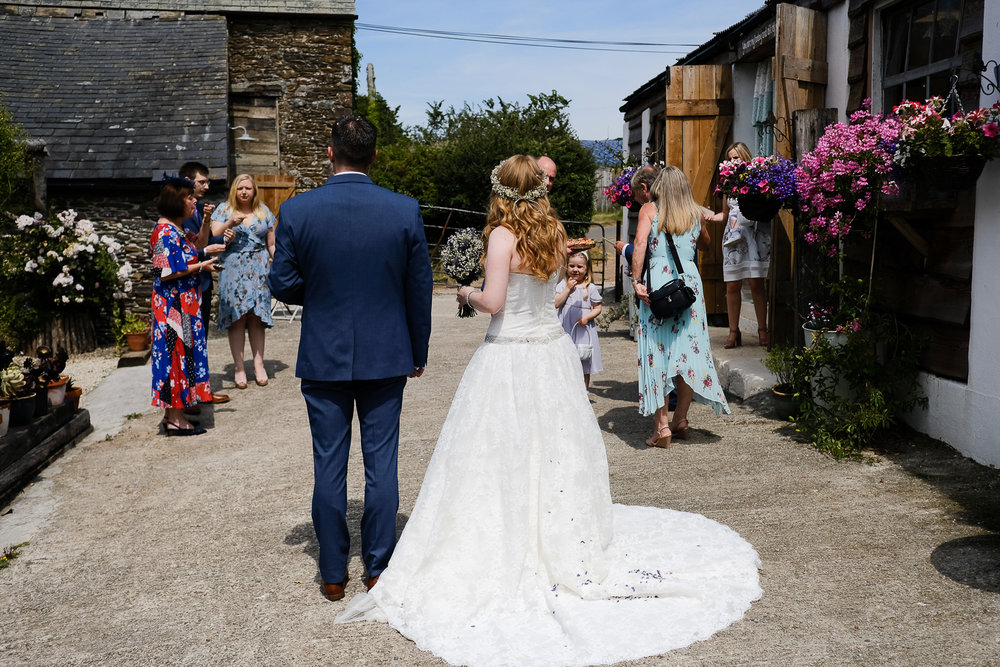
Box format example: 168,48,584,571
336,155,762,666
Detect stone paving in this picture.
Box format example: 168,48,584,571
1,292,998,666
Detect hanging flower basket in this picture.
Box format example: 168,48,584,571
912,154,987,191
737,193,781,223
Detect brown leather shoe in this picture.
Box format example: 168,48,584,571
208,393,230,404
322,581,346,601
366,575,379,591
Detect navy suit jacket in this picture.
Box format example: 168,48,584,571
268,172,433,381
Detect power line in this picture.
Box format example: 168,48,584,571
356,23,698,54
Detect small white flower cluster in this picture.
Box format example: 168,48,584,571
490,160,548,203
9,209,133,308
439,227,484,285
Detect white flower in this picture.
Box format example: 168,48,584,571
61,295,70,303
25,260,38,272
117,263,133,280
15,215,35,231
123,280,133,293
57,209,77,224
74,284,84,291
76,219,95,235
74,297,84,303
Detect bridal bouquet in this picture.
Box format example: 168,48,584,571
439,227,484,318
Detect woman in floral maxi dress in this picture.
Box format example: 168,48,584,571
631,167,729,448
150,177,215,435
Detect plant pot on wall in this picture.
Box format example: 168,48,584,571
65,386,82,411
0,401,9,438
803,324,850,410
9,394,35,427
47,374,68,406
124,332,151,352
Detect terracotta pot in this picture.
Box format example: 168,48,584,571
124,332,151,351
48,373,69,406
65,386,83,411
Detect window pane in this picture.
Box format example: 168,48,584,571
928,70,954,104
907,1,935,70
885,85,904,108
933,0,963,61
883,9,910,78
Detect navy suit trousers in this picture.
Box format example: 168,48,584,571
301,376,406,583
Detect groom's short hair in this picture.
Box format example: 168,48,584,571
330,115,377,167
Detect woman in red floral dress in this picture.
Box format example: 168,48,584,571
150,177,218,435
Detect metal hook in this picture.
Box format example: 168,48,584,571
979,59,1000,96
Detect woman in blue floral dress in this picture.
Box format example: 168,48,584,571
631,167,729,448
150,177,216,435
211,174,276,388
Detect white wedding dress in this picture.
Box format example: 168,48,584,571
336,273,762,666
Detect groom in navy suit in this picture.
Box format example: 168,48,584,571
268,115,433,602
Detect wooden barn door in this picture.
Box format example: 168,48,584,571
253,174,297,218
773,3,828,343
664,65,734,317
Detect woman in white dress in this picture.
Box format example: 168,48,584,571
336,155,762,666
712,142,771,349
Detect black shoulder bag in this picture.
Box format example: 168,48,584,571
642,232,696,320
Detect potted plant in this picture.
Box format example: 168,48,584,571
892,97,1000,189
602,165,638,209
763,344,801,421
21,345,68,414
2,360,33,428
116,311,151,351
715,154,798,222
64,376,82,411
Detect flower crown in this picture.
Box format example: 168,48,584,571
490,160,548,202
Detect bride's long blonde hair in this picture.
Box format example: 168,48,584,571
481,155,566,279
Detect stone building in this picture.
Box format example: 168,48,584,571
0,0,357,326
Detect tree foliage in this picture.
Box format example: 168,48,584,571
0,103,32,218
357,90,596,235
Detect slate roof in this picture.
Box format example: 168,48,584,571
0,14,229,180
4,1,355,16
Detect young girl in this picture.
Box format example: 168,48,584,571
555,250,603,387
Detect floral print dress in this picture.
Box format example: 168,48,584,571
150,222,212,408
636,217,729,417
722,198,771,282
213,203,275,330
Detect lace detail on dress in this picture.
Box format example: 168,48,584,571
484,330,566,345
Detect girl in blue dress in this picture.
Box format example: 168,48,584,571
555,250,602,388
211,174,276,388
631,166,729,448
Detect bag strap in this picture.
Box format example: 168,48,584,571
642,230,685,291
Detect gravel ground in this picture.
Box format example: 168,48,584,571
1,294,999,666
62,346,120,396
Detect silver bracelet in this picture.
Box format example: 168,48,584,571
466,290,476,307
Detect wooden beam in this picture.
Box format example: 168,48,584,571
663,99,735,117
780,55,829,84
887,215,930,258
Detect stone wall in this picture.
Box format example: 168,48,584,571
228,16,354,191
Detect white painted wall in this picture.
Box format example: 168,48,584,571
902,1,1000,467
825,1,850,122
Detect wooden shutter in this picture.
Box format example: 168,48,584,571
253,174,297,218
772,3,828,344
664,65,734,316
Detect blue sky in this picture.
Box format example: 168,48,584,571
354,0,763,141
